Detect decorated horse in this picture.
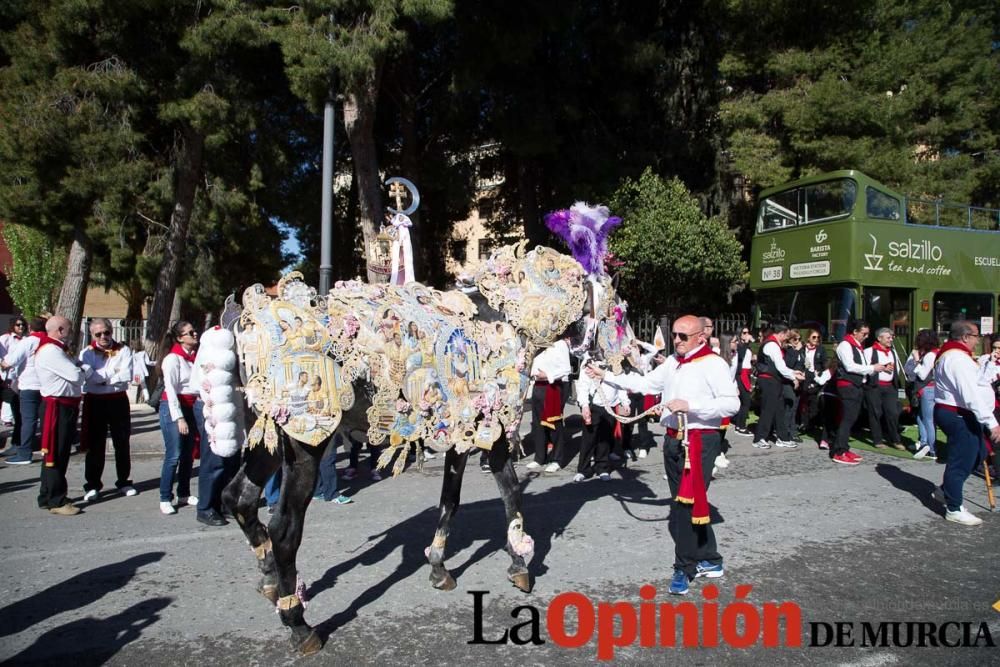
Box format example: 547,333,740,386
220,204,634,654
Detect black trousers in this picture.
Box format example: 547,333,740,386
578,404,615,476
753,377,783,442
664,431,723,578
83,393,132,491
38,400,79,509
865,384,901,445
734,381,751,429
530,382,568,465
834,384,863,455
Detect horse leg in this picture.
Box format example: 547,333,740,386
269,433,326,655
490,442,532,592
222,442,281,604
427,447,468,590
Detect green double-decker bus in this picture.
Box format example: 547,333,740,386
749,170,1000,355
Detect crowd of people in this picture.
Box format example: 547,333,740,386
1,310,998,582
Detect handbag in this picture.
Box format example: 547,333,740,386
146,380,164,411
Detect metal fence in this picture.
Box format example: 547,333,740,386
79,318,147,348
630,312,750,353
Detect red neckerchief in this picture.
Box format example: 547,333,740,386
675,343,714,365
805,343,817,351
937,340,973,360
9,333,22,341
90,340,122,357
33,333,65,354
843,335,864,351
170,343,197,364
872,342,890,354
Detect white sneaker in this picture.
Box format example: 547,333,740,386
662,473,669,481
544,462,561,473
945,506,982,526
121,486,138,497
178,495,198,506
774,439,798,448
83,489,98,503
714,453,730,469
423,450,436,460
752,440,772,449
525,461,542,471
637,449,647,459
913,445,930,460
598,472,611,481
572,472,586,482
160,501,177,515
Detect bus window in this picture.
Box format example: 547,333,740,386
756,286,856,342
803,179,856,224
866,187,901,220
933,293,992,340
760,189,799,231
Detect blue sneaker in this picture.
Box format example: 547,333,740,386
695,560,724,578
6,455,32,465
669,569,690,595
330,494,353,505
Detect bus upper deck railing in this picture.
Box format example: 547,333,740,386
905,198,1000,231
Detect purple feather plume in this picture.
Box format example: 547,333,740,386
544,202,622,275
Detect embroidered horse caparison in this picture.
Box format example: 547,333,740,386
221,242,626,654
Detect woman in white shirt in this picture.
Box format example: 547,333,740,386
904,329,939,460
157,321,201,515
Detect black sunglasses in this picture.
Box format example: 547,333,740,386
672,331,691,341
93,331,112,338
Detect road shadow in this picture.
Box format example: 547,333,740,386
7,597,171,665
875,463,944,516
311,465,665,642
0,477,38,496
0,551,166,638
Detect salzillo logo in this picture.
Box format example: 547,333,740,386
762,240,786,263
864,234,884,271
814,229,828,244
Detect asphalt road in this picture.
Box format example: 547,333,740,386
0,407,998,666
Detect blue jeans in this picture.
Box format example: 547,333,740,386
16,389,41,458
916,387,937,452
159,401,196,502
315,437,340,500
196,401,241,514
934,405,987,512
264,469,281,507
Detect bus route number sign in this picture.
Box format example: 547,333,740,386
761,266,783,282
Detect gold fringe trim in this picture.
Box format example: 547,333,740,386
253,538,272,560
276,594,301,610
674,494,694,504
691,516,711,525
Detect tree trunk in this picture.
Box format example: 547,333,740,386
55,226,93,350
343,71,384,284
144,127,204,359
517,158,544,246
117,278,146,321
399,96,422,281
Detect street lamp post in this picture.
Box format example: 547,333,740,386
318,93,335,296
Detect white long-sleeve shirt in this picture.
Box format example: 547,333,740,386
162,351,197,422
935,347,998,430
530,340,572,382
864,345,895,384
80,343,134,394
575,371,629,410
4,335,40,391
836,339,876,377
601,343,739,430
36,342,88,398
761,338,796,381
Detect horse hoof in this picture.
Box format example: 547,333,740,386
259,584,279,604
292,630,324,656
509,572,531,593
432,572,457,591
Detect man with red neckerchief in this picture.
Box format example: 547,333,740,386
586,314,738,596
752,323,803,449
863,327,904,450
932,320,1000,526
832,319,889,466
35,316,90,515
79,318,136,502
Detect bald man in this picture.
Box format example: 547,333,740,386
587,314,739,595
35,316,90,515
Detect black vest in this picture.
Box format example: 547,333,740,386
836,342,865,387
755,339,781,379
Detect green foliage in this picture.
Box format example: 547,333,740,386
610,169,747,315
1,224,66,317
